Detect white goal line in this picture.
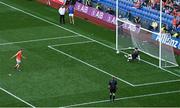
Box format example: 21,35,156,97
48,45,134,87
50,41,180,87
0,0,178,82
61,90,180,107
0,1,178,107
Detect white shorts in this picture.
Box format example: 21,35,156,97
69,14,74,17
16,59,21,64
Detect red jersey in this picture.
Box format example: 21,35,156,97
16,51,22,60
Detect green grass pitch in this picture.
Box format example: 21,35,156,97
0,0,179,107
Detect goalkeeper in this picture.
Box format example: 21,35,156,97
125,48,140,61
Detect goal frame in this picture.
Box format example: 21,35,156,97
115,0,178,68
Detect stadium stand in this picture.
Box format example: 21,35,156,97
91,0,179,37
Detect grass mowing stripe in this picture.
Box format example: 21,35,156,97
0,35,79,46
0,87,35,108
0,1,178,79
62,90,180,107
48,46,134,87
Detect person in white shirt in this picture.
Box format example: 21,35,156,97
58,5,66,24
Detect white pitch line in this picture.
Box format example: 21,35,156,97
0,1,179,81
134,79,180,87
0,35,79,46
51,41,94,47
62,90,180,107
0,1,179,107
0,87,35,108
142,59,180,77
48,46,134,87
121,50,180,78
0,1,114,50
51,42,180,87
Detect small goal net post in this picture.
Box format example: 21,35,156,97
116,0,179,68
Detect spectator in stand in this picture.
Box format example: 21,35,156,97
106,7,115,15
142,0,149,7
165,0,173,7
86,0,92,7
154,0,160,10
172,16,177,29
177,23,180,31
134,0,142,9
149,20,158,31
134,16,141,24
96,3,102,11
150,0,156,9
65,0,71,5
172,31,179,38
172,9,177,16
164,6,172,14
77,0,82,3
161,24,168,33
125,10,132,21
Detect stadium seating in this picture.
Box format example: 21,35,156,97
94,0,176,29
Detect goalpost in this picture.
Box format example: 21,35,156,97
116,0,179,68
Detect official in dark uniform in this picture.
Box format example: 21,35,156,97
108,77,117,102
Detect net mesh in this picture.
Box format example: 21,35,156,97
117,18,178,67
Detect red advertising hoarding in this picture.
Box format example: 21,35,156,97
51,0,66,5
37,0,66,8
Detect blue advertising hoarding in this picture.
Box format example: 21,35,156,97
152,33,180,49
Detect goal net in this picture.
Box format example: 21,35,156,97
116,0,179,68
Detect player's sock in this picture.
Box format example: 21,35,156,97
113,95,115,102
110,94,112,101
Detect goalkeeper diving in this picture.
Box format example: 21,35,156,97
124,48,140,62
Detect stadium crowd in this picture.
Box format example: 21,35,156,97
132,0,179,38
79,0,179,38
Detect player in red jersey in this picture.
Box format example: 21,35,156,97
11,49,25,70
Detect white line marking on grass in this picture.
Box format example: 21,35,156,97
141,59,180,77
0,1,114,49
48,46,134,87
62,90,180,107
0,35,79,46
0,87,35,108
51,42,180,87
121,51,180,78
0,1,179,81
134,79,180,87
51,41,94,47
